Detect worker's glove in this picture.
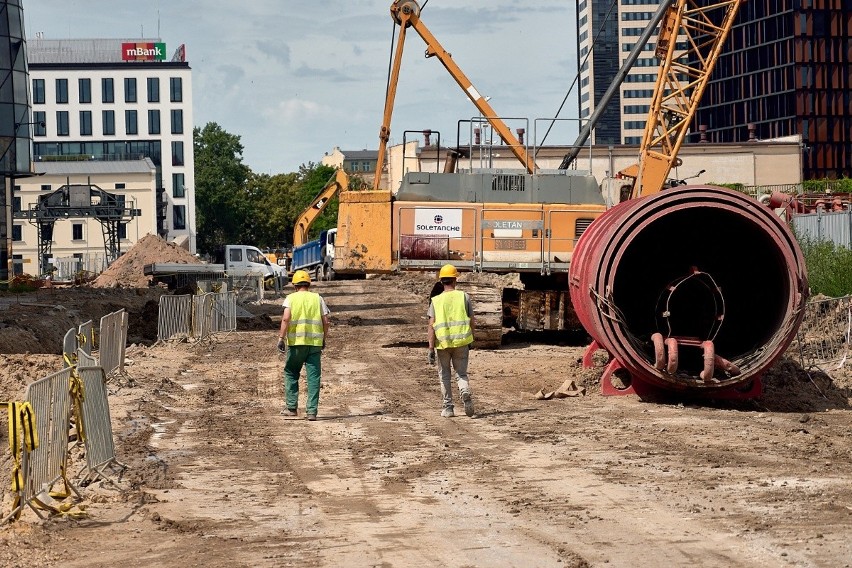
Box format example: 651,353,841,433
277,338,287,354
428,349,436,366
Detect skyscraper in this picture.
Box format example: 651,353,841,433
692,0,851,180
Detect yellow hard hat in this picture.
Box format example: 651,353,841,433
438,264,459,279
292,270,311,285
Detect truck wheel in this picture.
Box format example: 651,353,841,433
314,265,323,282
323,263,335,281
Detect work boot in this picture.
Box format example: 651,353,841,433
280,408,297,416
306,414,317,421
441,407,454,418
462,392,475,417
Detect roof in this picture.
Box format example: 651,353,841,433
28,38,182,64
341,149,378,160
34,158,157,175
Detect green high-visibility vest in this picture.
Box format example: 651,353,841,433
431,290,473,349
287,291,324,346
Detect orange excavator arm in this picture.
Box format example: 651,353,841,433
293,168,349,248
374,0,536,188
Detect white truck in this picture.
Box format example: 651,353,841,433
144,244,288,290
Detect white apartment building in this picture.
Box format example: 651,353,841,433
577,0,664,145
26,38,195,253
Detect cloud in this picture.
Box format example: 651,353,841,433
265,99,324,122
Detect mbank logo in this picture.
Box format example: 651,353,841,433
122,42,167,62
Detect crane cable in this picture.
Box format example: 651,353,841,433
536,0,619,156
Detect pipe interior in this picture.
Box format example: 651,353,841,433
612,206,791,376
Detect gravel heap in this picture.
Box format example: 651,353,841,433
91,233,202,288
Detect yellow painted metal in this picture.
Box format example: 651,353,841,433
632,0,744,198
382,0,536,175
334,190,394,273
293,168,350,247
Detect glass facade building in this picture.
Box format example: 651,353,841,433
692,0,852,179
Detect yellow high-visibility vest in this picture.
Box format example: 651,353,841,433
287,291,324,346
431,290,473,349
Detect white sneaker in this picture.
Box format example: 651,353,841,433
441,407,455,418
462,392,475,417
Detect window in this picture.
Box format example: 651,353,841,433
55,79,68,103
78,78,91,103
170,109,183,134
32,79,45,104
118,223,127,240
56,111,69,136
125,110,138,135
147,77,160,102
229,248,242,262
33,111,46,136
115,183,126,189
171,141,184,165
72,223,83,241
173,205,186,230
172,173,185,197
102,78,114,103
41,184,51,191
11,225,21,242
124,77,137,102
12,255,22,276
79,111,92,135
12,196,20,212
102,110,115,135
170,77,183,102
148,109,160,134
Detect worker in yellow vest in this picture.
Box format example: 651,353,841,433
277,270,330,421
427,264,476,417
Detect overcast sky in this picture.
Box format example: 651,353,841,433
25,0,581,174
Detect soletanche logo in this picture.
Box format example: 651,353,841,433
122,42,167,61
434,215,443,224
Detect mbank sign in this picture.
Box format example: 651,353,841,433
122,42,166,61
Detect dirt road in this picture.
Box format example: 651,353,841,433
1,276,851,567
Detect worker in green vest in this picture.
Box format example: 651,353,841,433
277,269,330,421
427,264,476,418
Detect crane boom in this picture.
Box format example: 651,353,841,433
375,0,537,183
631,0,744,198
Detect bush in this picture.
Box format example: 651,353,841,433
797,237,852,297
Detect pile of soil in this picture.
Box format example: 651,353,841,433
92,234,202,289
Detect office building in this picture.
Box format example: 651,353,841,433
26,38,195,251
576,0,662,145
692,0,852,179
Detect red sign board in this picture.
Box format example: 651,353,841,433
121,42,166,62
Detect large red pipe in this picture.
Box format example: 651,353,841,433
569,185,808,398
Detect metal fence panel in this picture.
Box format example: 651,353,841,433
76,367,125,485
20,368,76,515
77,348,97,368
192,293,214,340
77,320,94,356
157,295,193,341
99,309,128,377
789,295,851,370
211,291,237,333
62,328,77,368
792,210,852,249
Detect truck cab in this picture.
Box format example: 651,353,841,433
221,245,287,285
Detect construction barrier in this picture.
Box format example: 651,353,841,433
790,295,851,371
99,309,129,378
62,328,77,368
77,348,97,368
157,292,237,342
77,320,94,356
3,368,80,522
157,294,193,341
75,367,125,486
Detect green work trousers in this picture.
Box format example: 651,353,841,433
283,345,323,415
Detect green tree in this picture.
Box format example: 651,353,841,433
193,122,253,254
293,163,339,240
